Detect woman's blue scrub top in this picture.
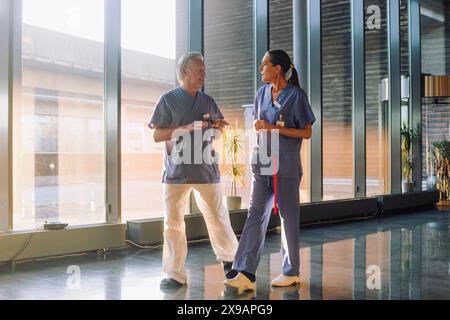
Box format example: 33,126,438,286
252,84,316,179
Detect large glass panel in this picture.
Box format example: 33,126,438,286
322,0,354,200
121,0,187,221
269,0,293,58
400,0,413,191
421,0,450,196
365,0,389,196
269,0,311,203
204,0,254,210
14,0,105,230
421,0,450,75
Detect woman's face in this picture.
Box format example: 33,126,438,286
259,54,279,84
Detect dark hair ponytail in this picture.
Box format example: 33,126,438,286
289,67,300,87
266,49,301,88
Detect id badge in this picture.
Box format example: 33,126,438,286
276,114,285,127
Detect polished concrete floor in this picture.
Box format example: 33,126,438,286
0,205,449,300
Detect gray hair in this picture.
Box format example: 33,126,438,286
176,52,204,84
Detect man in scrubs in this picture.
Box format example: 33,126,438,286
224,50,315,291
149,52,238,290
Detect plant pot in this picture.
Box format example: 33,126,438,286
402,182,414,193
226,196,242,211
426,174,437,191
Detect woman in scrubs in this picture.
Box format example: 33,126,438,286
224,50,315,291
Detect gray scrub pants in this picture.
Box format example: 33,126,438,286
233,174,300,277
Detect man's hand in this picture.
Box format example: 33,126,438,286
254,120,276,132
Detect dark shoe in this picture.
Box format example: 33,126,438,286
222,262,237,279
160,278,184,290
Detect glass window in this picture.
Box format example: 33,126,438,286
421,0,450,193
121,0,187,221
421,0,450,75
204,0,254,210
269,0,293,58
14,0,105,230
400,0,413,191
321,0,354,200
365,0,389,196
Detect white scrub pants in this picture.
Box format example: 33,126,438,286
162,183,238,284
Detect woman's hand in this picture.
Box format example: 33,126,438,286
254,120,276,132
210,119,229,131
183,121,209,133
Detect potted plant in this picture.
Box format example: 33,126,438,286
223,122,245,211
400,124,416,193
432,140,450,200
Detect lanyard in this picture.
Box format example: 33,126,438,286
273,158,278,215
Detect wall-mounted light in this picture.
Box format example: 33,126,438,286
423,75,450,98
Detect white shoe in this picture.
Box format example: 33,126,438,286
271,274,300,287
223,273,256,292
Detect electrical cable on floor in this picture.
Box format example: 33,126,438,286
0,226,92,266
299,210,380,228
0,226,44,267
17,252,92,265
125,240,163,250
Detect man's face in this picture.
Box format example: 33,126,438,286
183,59,206,89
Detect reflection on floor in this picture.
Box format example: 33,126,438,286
1,206,449,300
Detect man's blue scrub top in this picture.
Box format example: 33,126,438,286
149,87,224,184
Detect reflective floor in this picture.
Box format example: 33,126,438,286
0,205,449,300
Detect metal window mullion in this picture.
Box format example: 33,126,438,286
294,0,309,96
294,0,311,202
12,0,22,231
187,0,203,215
308,0,322,202
388,0,402,194
0,0,14,232
254,0,269,92
351,0,366,198
188,0,203,53
408,0,422,192
105,0,121,223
